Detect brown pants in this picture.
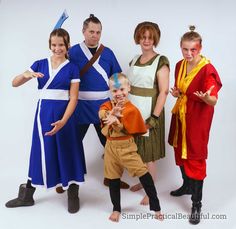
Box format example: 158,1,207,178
104,138,148,179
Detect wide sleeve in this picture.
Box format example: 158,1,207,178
121,102,147,135
204,64,222,98
99,101,113,137
99,101,112,119
157,55,170,70
30,60,40,72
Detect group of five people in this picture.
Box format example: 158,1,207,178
5,14,222,225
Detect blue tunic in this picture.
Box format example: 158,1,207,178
69,42,122,124
28,58,86,189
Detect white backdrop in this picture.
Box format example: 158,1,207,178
0,0,235,229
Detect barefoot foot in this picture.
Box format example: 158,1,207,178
109,211,120,222
140,195,149,205
155,211,164,221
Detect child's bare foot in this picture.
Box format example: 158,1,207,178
140,195,149,205
130,183,143,192
109,211,120,222
155,211,164,221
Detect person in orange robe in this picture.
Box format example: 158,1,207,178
99,73,163,222
168,26,222,225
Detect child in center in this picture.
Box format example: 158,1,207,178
99,73,163,222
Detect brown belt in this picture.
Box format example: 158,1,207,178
107,135,133,141
130,85,156,97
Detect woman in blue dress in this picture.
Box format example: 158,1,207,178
5,28,86,214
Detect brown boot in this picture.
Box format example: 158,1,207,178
104,178,130,189
56,186,65,194
5,184,35,208
67,184,80,213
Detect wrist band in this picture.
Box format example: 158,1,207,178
151,114,159,120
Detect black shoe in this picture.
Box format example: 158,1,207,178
170,184,191,196
189,202,201,225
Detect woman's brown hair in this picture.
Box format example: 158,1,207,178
49,28,70,58
134,21,161,47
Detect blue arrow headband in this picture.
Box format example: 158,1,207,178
54,10,69,29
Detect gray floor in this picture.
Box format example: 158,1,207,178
1,126,235,229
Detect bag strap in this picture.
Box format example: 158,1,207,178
79,44,105,76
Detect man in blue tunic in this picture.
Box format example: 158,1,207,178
68,14,129,189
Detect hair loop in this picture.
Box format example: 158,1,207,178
83,14,101,30
180,25,202,45
189,25,196,32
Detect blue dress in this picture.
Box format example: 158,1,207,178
28,58,86,189
69,42,122,124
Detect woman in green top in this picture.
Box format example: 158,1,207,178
127,21,170,205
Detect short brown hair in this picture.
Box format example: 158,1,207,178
181,25,202,46
134,21,161,47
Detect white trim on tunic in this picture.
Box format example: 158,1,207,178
79,42,109,86
78,90,110,100
38,89,69,100
36,57,69,188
